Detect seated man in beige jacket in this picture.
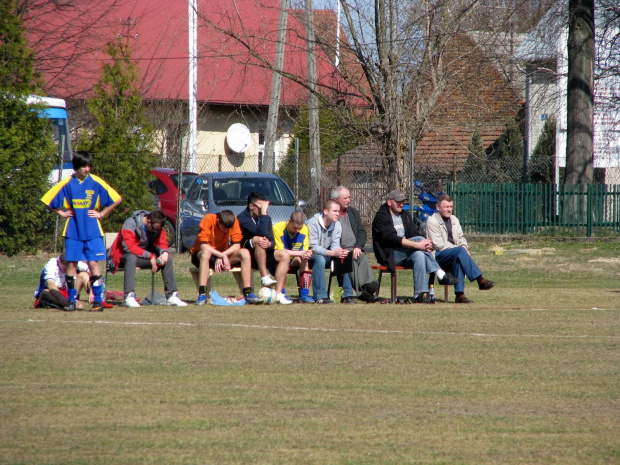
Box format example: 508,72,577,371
426,194,495,303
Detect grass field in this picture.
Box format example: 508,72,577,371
1,240,619,464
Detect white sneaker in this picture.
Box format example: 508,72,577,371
260,274,277,287
167,291,188,307
276,293,293,305
123,292,140,308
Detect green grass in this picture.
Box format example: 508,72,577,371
0,240,619,464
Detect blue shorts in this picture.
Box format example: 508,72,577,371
64,237,106,262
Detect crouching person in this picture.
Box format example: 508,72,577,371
34,254,94,310
109,210,188,307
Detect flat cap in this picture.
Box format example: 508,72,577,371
388,190,407,202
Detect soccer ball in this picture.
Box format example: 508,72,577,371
257,286,277,304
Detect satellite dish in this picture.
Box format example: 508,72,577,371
226,123,251,153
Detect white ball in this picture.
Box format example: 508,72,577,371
257,286,277,304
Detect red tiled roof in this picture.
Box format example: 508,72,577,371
323,143,383,174
25,0,364,107
415,34,522,169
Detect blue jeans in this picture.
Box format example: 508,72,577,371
435,247,481,294
393,236,440,295
309,255,354,300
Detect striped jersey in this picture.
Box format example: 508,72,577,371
273,221,309,251
41,173,121,240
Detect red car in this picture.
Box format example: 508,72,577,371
148,168,197,245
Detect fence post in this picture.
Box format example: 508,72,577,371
294,137,299,210
587,183,593,237
409,139,415,201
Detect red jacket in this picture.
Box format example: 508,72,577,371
108,210,168,273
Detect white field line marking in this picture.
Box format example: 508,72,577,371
25,318,195,327
214,323,619,339
9,318,618,339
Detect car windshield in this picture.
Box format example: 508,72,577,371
170,173,197,195
211,177,295,206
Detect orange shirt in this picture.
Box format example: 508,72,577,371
189,213,243,254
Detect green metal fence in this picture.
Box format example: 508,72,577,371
445,183,620,237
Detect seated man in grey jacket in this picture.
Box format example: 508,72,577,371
426,194,495,303
307,199,352,304
108,209,188,308
331,186,382,303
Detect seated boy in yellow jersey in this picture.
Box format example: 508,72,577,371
272,211,314,303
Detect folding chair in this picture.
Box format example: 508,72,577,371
326,254,354,297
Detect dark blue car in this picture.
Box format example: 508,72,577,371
179,172,302,251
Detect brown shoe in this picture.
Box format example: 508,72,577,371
455,295,473,304
478,278,495,291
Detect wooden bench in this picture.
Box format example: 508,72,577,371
371,265,450,303
189,267,245,295
188,267,306,294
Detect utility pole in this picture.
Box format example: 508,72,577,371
187,0,198,172
264,0,289,173
306,0,321,210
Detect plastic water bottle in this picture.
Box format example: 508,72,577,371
429,285,435,303
332,286,343,303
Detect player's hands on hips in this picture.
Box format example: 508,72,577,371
57,209,74,218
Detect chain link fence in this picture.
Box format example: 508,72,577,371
34,150,620,252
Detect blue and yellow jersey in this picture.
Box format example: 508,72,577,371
41,174,121,240
273,221,309,251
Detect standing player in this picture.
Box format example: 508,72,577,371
41,151,122,311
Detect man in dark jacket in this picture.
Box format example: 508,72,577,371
331,186,381,303
372,190,458,303
237,191,293,304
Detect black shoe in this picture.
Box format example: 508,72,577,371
358,291,372,302
340,296,356,304
89,302,104,312
361,281,379,295
414,292,431,304
438,274,459,286
63,301,77,312
367,295,385,304
315,298,334,304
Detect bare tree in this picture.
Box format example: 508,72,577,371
18,0,125,99
314,0,549,189
192,0,549,191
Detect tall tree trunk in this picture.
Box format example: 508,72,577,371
564,0,594,185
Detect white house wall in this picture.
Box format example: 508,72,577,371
192,107,293,173
516,0,620,184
